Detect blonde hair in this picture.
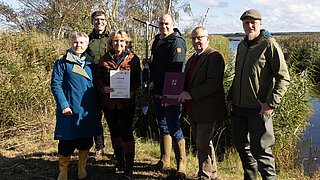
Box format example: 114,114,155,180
107,30,132,52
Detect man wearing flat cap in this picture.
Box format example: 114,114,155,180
227,9,290,180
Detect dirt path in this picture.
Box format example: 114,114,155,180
0,151,193,180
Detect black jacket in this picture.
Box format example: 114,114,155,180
150,28,187,95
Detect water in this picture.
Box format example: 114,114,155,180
299,95,320,173
228,37,320,173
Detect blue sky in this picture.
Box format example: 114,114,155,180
3,0,320,34
178,0,320,34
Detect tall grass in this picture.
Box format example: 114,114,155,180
0,30,317,177
0,30,67,149
276,34,320,81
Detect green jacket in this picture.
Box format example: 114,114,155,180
87,29,109,64
228,30,290,109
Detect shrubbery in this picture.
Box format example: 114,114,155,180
0,30,317,175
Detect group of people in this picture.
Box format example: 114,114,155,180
51,9,290,180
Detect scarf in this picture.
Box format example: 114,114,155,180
108,49,131,66
68,48,87,68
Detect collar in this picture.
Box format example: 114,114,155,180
195,45,208,56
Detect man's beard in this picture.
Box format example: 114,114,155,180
247,32,258,41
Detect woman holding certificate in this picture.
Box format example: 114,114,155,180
95,30,141,179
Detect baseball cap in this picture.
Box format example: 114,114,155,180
240,9,262,20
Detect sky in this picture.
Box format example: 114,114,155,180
177,0,320,34
3,0,320,34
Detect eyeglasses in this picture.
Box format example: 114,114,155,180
94,18,106,22
191,36,207,41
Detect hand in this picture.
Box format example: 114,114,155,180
162,103,171,107
62,107,73,115
258,100,273,115
103,86,114,93
149,81,154,91
227,100,233,113
178,91,192,103
142,58,150,66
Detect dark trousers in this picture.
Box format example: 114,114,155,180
94,134,105,150
231,106,276,180
103,104,135,142
58,138,93,157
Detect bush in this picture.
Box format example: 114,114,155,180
0,30,67,149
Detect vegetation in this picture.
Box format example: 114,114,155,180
276,34,320,81
0,7,319,178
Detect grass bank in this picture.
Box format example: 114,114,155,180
0,30,318,179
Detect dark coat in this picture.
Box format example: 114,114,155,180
95,50,141,110
184,46,226,124
150,28,187,95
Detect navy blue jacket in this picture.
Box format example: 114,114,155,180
150,28,187,95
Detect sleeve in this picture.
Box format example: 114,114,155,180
190,52,226,102
167,38,187,72
267,40,290,108
51,58,70,110
94,56,107,94
130,54,142,92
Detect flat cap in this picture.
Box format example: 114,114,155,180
240,9,262,20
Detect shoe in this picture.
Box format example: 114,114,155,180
94,149,104,160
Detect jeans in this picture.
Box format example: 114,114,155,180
153,97,184,141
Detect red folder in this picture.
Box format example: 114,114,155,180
161,72,185,105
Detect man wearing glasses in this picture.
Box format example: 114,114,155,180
87,10,109,159
179,27,226,180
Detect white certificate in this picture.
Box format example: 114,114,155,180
110,70,130,98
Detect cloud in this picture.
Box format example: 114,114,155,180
249,0,320,32
197,0,228,7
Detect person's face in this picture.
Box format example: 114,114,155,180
92,15,106,34
242,17,262,40
112,33,127,55
72,36,88,57
191,29,209,53
159,15,175,39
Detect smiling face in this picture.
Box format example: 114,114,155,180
92,14,106,34
72,36,88,57
159,14,175,39
191,27,209,53
112,33,127,56
242,17,262,40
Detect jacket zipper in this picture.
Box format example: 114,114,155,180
239,43,249,106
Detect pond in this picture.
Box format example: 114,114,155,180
228,37,320,173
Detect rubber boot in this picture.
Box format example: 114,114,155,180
123,153,134,179
123,141,135,180
173,138,187,178
78,149,89,179
57,155,71,180
114,147,125,171
112,137,125,171
149,134,172,170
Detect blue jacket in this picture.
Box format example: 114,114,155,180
51,51,102,140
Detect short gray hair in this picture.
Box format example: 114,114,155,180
192,27,209,37
71,32,89,44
